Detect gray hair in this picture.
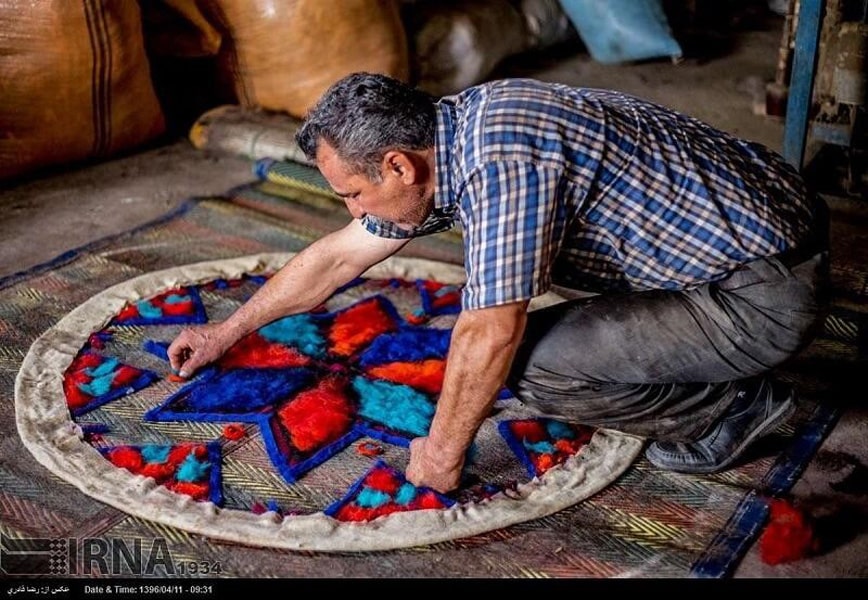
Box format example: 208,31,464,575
295,72,436,181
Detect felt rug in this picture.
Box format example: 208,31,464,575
16,250,642,552
1,182,860,577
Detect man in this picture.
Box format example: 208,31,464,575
169,72,829,493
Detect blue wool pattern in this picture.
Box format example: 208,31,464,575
525,440,556,454
136,301,164,319
84,357,120,378
79,361,120,397
184,368,313,412
358,328,452,367
143,291,451,484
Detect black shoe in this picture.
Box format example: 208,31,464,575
644,379,796,474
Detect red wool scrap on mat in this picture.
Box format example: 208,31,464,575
759,498,820,565
222,423,246,441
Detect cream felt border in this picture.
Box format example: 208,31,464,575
15,253,644,552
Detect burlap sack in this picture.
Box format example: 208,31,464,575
205,0,410,118
0,0,166,182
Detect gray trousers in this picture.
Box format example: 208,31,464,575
506,250,830,442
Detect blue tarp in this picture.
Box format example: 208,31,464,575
558,0,682,64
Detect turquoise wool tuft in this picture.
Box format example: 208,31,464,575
352,377,435,437
176,452,210,482
356,486,391,508
83,357,120,378
260,314,326,358
546,420,576,439
394,482,417,506
525,440,556,454
136,300,163,319
141,445,171,464
78,367,120,396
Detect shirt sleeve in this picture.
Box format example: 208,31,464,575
460,161,565,309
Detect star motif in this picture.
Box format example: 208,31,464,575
67,274,601,521
145,283,457,483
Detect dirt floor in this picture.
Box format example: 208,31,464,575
2,10,867,579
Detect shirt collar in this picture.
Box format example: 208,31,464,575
433,100,458,214
398,100,459,237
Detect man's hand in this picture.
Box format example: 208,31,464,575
406,436,464,493
167,323,236,378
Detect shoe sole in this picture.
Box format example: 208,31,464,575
645,391,797,475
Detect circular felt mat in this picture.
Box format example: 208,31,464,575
16,253,643,552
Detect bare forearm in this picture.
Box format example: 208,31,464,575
168,221,408,376
222,221,408,340
427,304,528,466
169,241,352,375
222,241,357,338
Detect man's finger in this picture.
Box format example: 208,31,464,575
167,336,189,372
177,349,197,378
168,331,199,375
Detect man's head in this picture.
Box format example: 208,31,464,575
296,72,436,179
296,72,438,229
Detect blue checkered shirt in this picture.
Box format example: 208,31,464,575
363,79,817,310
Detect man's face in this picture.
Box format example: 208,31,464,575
316,142,433,231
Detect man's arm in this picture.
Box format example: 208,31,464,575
406,299,529,492
168,219,409,376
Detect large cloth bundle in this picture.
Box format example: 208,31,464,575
204,0,410,118
0,0,166,182
187,104,312,165
405,0,575,97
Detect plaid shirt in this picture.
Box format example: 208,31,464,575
363,79,817,310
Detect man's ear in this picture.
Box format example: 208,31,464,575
382,150,417,184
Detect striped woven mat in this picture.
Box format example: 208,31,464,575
1,167,861,578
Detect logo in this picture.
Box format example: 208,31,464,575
0,535,193,576
0,536,70,576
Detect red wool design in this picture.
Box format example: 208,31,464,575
499,418,596,477
102,443,218,504
328,298,398,357
366,359,446,394
63,352,156,413
324,461,454,522
356,441,384,457
218,333,311,369
277,377,355,452
114,288,202,323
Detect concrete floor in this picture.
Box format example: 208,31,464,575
2,12,867,578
